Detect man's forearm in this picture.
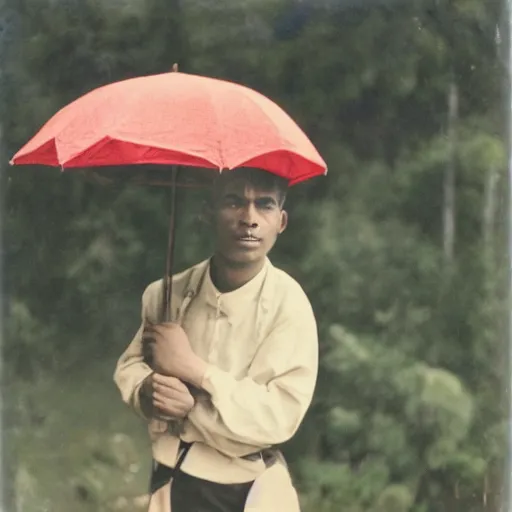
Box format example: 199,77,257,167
181,355,209,389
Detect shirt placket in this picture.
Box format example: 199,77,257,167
207,293,223,364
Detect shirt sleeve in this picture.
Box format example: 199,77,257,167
113,285,154,419
185,293,318,453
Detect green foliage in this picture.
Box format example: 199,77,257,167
3,0,508,510
375,485,415,512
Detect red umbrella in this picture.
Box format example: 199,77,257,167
10,67,327,319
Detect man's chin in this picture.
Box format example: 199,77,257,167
219,250,265,268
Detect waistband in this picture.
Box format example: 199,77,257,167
149,441,278,495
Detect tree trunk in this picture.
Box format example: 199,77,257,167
443,79,458,266
483,165,498,263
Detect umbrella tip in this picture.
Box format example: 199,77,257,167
172,63,179,72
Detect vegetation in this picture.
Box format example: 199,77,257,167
3,0,509,510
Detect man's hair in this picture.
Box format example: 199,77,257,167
212,167,289,208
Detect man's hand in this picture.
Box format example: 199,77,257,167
140,373,195,420
142,322,208,388
152,373,196,419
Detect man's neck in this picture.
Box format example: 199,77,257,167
210,255,266,293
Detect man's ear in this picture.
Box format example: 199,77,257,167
278,210,288,234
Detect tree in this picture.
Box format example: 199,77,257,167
3,0,508,510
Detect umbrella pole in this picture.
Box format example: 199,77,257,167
162,166,179,322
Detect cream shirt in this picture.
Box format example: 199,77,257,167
114,258,318,484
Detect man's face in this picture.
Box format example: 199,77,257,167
211,177,288,267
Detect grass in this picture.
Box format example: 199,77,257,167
7,359,152,512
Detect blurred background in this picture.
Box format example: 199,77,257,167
2,0,511,510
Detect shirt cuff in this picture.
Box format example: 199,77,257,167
201,364,233,400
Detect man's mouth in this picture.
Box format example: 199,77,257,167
235,233,262,244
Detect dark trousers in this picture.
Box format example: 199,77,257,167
171,471,253,512
150,442,276,512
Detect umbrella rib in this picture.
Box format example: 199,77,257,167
206,82,225,171
240,89,288,171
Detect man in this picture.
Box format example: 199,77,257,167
114,167,318,512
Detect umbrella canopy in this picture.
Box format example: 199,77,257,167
10,71,327,185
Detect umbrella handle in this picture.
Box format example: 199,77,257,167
161,61,180,321
162,166,179,322
159,163,199,436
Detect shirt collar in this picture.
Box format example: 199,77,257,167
200,258,270,318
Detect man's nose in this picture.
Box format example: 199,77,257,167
240,204,259,228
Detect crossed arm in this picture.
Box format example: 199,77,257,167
114,285,319,455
